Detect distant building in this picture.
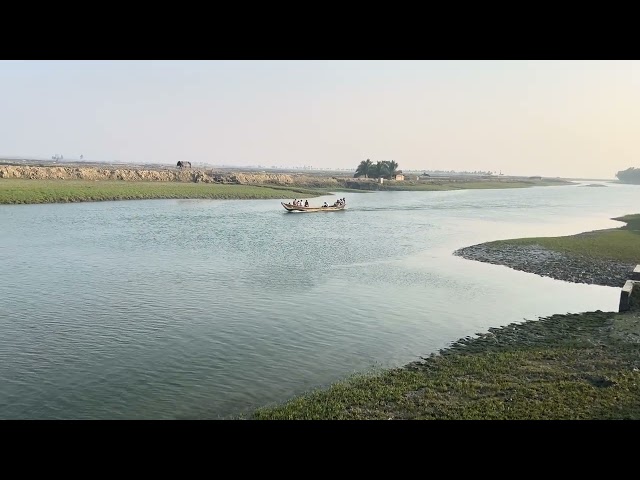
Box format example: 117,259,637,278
393,171,404,181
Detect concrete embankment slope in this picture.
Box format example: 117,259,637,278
0,165,339,186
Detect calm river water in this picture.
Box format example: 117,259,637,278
1,181,638,419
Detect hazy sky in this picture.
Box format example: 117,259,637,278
1,60,638,178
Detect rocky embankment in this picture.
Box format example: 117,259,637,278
454,243,635,288
0,165,344,187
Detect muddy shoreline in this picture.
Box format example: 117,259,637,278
454,242,635,288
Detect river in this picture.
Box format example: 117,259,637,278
1,181,638,419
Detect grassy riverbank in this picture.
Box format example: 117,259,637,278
250,310,640,420
0,179,328,204
247,214,640,420
0,170,572,204
488,214,640,263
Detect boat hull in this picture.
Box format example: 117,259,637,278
281,202,346,212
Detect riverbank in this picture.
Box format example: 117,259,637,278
246,213,640,420
0,164,572,204
0,179,329,204
250,309,640,420
454,214,640,287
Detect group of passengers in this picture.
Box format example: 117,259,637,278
291,197,346,208
322,198,346,208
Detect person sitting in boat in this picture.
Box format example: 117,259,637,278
323,202,328,207
304,200,309,207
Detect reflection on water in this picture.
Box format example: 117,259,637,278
0,181,638,419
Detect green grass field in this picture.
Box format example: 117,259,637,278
0,179,329,204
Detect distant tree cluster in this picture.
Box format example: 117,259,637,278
616,167,640,184
354,159,399,179
354,162,497,178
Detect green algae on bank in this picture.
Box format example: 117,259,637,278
248,309,640,420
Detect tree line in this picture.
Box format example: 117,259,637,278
616,167,640,184
354,159,399,179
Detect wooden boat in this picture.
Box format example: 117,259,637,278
281,202,346,212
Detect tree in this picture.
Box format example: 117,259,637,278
354,158,373,178
385,160,398,179
370,161,390,179
354,159,401,179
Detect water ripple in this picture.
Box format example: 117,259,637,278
1,186,638,418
